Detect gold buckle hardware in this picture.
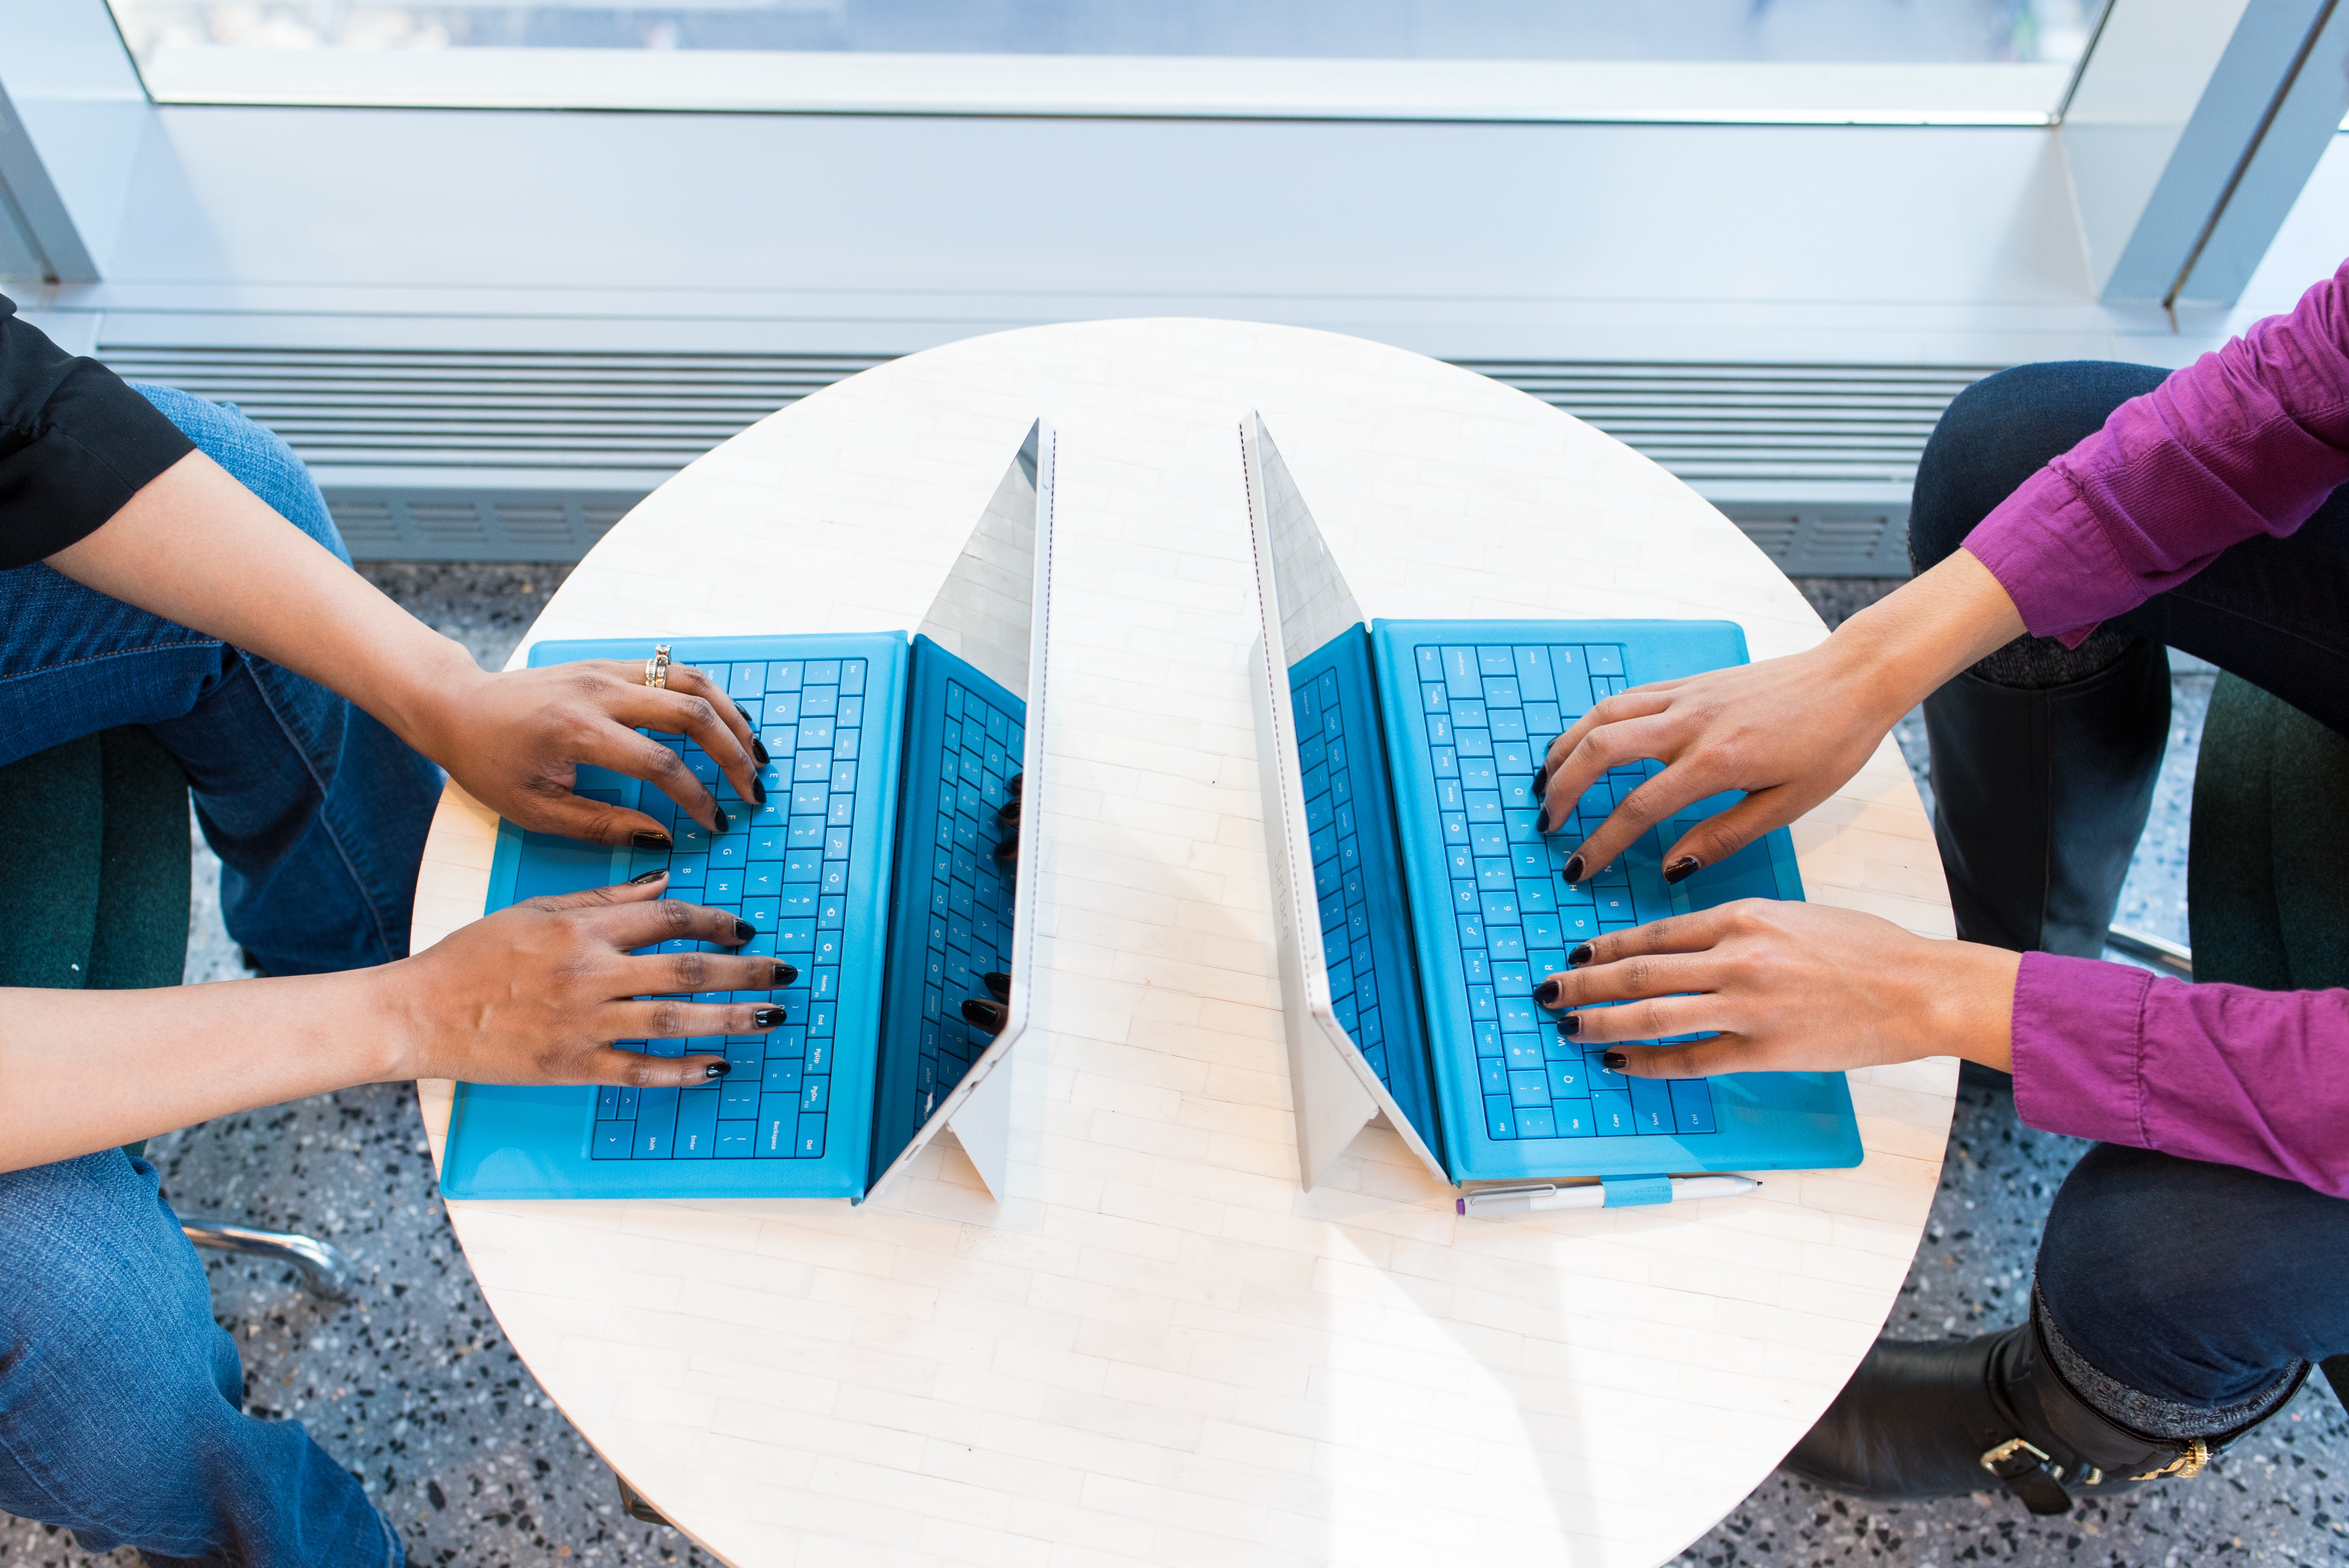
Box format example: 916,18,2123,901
2130,1438,2210,1482
1980,1437,2052,1474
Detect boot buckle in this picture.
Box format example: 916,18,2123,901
2130,1438,2210,1482
1979,1437,2052,1476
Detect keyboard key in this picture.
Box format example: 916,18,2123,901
1630,1076,1675,1133
674,1089,720,1158
1442,647,1481,702
1509,1070,1548,1107
757,1095,797,1156
1480,1057,1509,1093
1517,1106,1557,1138
715,1122,757,1159
592,1124,632,1160
633,1089,680,1157
1552,1102,1595,1137
1512,646,1556,701
1484,1095,1517,1140
1592,1089,1635,1135
796,1115,827,1158
1670,1079,1720,1134
1547,1057,1586,1097
596,1085,621,1119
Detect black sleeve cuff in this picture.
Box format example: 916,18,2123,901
0,318,197,571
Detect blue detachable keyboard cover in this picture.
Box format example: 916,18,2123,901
439,632,1025,1201
1299,619,1860,1183
869,642,1024,1190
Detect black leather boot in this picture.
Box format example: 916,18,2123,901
1787,1310,2304,1515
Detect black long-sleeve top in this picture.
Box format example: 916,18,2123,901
0,295,193,570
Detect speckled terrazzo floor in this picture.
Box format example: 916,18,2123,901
2,570,2339,1568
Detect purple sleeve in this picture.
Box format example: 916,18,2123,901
2009,952,2349,1198
1963,258,2349,645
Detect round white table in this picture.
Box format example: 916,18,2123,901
415,319,1958,1568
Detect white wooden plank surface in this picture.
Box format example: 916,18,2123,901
413,318,1956,1568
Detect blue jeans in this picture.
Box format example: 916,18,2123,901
1910,362,2349,1407
0,384,442,977
0,387,428,1564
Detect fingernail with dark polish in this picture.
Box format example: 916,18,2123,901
772,961,798,986
633,830,673,851
1533,978,1562,1007
712,806,731,833
731,918,756,945
1562,853,1585,885
753,1006,786,1028
1602,1050,1627,1070
1536,804,1555,835
1663,856,1701,884
704,1060,732,1079
752,737,771,765
984,971,1012,1002
1558,1013,1581,1037
629,868,669,885
1567,942,1593,968
1005,773,1024,801
751,778,768,805
994,834,1019,866
963,997,1008,1034
997,799,1021,829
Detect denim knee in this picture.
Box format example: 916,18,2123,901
129,383,350,567
0,1152,241,1550
2036,1142,2349,1407
1908,361,2170,575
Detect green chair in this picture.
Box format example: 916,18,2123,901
2187,673,2349,1407
0,725,351,1299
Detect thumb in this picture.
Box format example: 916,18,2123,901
590,1044,735,1089
1654,782,1820,884
506,786,676,850
522,869,669,914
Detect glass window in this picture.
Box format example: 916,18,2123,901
106,1,2103,121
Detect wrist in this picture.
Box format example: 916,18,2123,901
367,635,489,760
1921,939,2019,1073
1825,548,2028,720
350,959,435,1082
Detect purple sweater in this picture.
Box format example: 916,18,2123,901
1965,259,2349,1198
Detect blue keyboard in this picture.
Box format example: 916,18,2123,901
869,646,1025,1183
1388,633,1722,1146
1285,619,1858,1184
1287,639,1440,1143
439,632,1030,1201
593,646,893,1168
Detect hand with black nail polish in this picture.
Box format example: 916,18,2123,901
983,971,1012,1002
387,872,805,1096
1527,898,2020,1083
962,998,1008,1035
397,653,770,852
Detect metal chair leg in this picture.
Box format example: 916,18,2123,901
616,1474,669,1524
180,1216,355,1301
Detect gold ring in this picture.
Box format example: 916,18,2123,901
644,644,671,689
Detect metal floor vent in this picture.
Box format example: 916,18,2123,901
102,345,1989,570
324,488,644,563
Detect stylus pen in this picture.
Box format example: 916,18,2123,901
1457,1175,1761,1216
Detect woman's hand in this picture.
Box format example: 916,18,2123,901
389,872,795,1089
1532,550,2027,883
1535,900,2019,1077
402,656,766,845
0,874,799,1171
47,451,764,844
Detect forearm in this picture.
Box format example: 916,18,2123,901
44,449,481,744
1821,547,2026,719
2012,956,2349,1197
0,970,412,1171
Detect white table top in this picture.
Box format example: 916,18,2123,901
415,319,1957,1568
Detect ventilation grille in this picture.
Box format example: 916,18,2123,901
325,490,641,561
101,346,891,471
100,345,1990,566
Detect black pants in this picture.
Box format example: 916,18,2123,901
1908,362,2349,1407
